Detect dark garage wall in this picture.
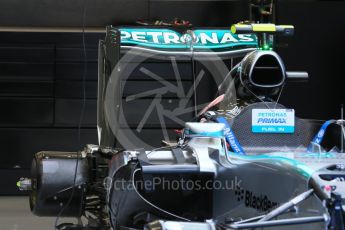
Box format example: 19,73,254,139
0,0,247,27
0,32,101,194
276,1,345,119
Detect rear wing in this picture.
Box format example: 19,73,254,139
118,27,257,56
97,26,258,147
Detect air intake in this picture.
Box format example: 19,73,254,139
235,50,286,100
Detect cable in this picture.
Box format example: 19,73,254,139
189,31,198,117
132,168,191,222
54,0,88,229
146,145,178,156
274,83,285,109
341,104,344,153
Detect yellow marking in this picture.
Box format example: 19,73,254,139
279,25,294,29
231,25,237,34
252,24,276,32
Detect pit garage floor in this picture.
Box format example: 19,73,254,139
0,196,75,230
